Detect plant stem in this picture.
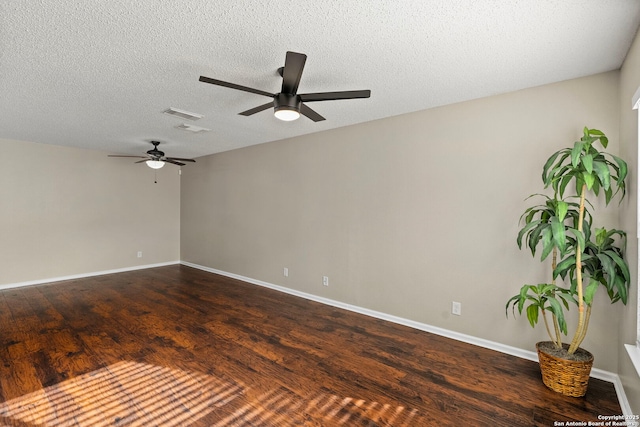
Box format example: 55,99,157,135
575,304,592,349
568,183,587,354
541,309,554,343
552,315,562,348
551,247,562,348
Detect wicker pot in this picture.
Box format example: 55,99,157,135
536,341,594,397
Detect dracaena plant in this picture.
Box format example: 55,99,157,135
506,127,630,355
506,195,585,348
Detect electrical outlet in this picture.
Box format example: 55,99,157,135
322,276,329,286
284,267,289,277
452,301,461,316
137,251,142,258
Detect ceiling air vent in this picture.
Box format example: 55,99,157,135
163,107,203,121
175,123,211,133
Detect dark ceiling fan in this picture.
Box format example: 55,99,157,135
199,51,371,122
108,141,195,169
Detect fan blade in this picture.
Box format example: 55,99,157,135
134,159,150,164
299,90,371,102
163,159,186,166
166,157,196,163
300,104,325,122
108,155,147,158
239,102,274,116
281,51,307,95
199,76,274,98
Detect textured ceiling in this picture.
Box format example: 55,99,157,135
1,1,639,159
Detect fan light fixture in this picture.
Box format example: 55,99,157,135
274,93,301,121
146,160,165,169
274,108,300,121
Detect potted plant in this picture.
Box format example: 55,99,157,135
506,127,630,397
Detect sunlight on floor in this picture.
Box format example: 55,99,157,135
0,361,419,426
213,389,420,426
0,361,242,426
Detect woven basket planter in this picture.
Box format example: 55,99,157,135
536,341,594,397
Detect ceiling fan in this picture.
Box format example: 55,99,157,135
199,51,371,122
108,141,196,169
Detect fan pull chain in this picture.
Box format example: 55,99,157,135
154,169,157,184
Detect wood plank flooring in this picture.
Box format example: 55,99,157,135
0,265,621,426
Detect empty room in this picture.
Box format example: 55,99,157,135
1,1,640,426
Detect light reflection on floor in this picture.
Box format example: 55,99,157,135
0,361,419,426
0,361,242,427
212,389,419,426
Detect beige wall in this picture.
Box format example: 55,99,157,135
619,28,640,415
0,139,180,286
181,71,625,372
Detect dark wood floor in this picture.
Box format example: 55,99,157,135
0,265,620,426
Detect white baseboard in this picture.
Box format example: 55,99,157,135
0,261,181,290
181,261,632,416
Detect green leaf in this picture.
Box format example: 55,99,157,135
556,290,578,307
589,128,608,148
567,228,585,252
614,276,628,304
582,171,595,190
596,253,617,287
582,154,593,174
556,200,568,222
584,278,599,305
523,208,536,224
575,174,585,197
558,175,572,199
540,227,554,261
553,166,579,196
571,141,584,168
517,285,532,313
546,298,567,335
605,249,630,283
550,216,566,255
604,185,612,204
506,293,521,316
554,255,576,279
528,224,544,256
526,304,539,328
540,284,556,295
542,150,566,184
592,160,611,191
517,219,542,249
611,154,628,183
506,289,524,314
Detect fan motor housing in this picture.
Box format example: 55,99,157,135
274,93,301,114
147,149,164,158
